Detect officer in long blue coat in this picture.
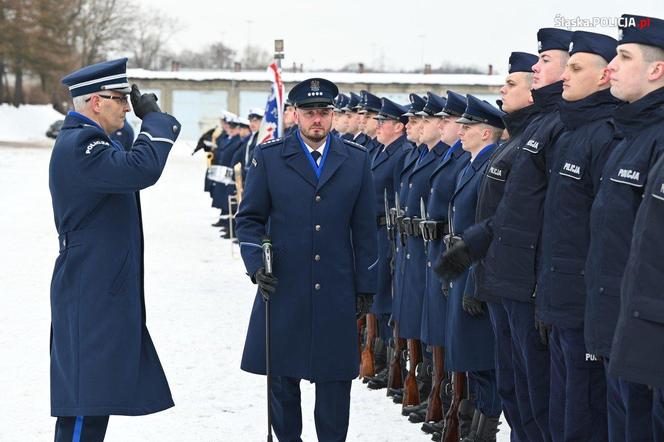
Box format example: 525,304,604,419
235,78,378,442
49,58,181,441
586,14,664,440
365,98,410,390
536,32,620,442
442,95,504,439
419,90,470,432
437,55,543,441
398,92,448,409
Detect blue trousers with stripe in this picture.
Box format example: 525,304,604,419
54,416,109,442
271,376,351,442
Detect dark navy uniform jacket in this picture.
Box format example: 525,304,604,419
421,141,469,346
370,135,410,314
463,104,539,302
482,81,567,302
366,137,383,157
538,89,621,330
610,153,664,388
392,144,420,326
231,132,259,181
49,111,180,416
235,132,378,382
445,144,497,371
110,120,135,151
585,86,664,359
206,132,227,194
353,132,369,147
211,134,243,209
398,142,447,339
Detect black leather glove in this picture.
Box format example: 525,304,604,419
462,295,484,316
130,84,161,119
356,293,374,319
535,320,550,347
433,238,472,280
253,267,278,301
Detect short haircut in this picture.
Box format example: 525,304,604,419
72,93,92,112
641,45,664,63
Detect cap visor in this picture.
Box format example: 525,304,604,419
456,116,479,124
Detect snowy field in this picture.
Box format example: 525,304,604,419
0,144,510,441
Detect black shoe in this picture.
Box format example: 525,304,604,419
421,420,444,435
431,431,442,441
367,368,388,390
392,392,403,404
220,230,231,239
211,219,224,227
408,408,427,423
471,415,501,442
402,400,428,416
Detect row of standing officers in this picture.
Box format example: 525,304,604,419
232,12,664,442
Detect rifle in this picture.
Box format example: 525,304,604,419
425,346,445,423
360,313,377,378
441,371,467,442
403,339,422,407
357,316,366,376
387,321,405,391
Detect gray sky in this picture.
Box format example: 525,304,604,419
136,0,664,73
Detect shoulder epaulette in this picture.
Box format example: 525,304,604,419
259,137,284,149
343,139,366,151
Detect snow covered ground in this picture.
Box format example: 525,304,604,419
0,143,510,441
0,104,64,143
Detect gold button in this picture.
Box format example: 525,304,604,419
315,195,321,202
315,283,321,290
315,254,321,261
315,225,321,231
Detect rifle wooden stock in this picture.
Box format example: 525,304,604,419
360,313,377,378
357,316,366,376
387,322,405,390
442,371,466,442
425,345,445,423
402,339,422,407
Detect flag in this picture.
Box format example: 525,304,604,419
257,63,285,144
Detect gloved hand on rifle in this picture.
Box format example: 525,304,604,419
130,84,161,119
252,267,278,301
535,320,550,347
356,293,374,319
433,236,472,280
462,294,484,316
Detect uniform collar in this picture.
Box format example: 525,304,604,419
614,85,664,135
531,80,563,113
559,88,621,130
502,104,539,137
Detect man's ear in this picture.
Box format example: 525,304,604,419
648,60,664,82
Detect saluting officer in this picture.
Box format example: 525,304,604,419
365,98,411,390
443,95,504,441
49,58,181,441
585,14,664,441
235,78,378,442
536,31,621,442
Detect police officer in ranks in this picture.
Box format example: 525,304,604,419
584,14,664,440
232,108,264,182
283,99,298,137
204,111,233,196
609,40,664,438
50,58,180,441
418,90,471,436
439,53,541,442
535,31,621,441
341,91,362,141
443,28,572,442
211,116,243,229
389,93,425,404
357,90,383,156
365,98,411,391
399,91,448,420
235,78,378,442
443,95,504,442
332,93,350,137
110,120,134,151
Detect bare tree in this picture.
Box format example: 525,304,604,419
175,41,236,70
126,9,180,70
240,45,271,70
71,0,132,65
